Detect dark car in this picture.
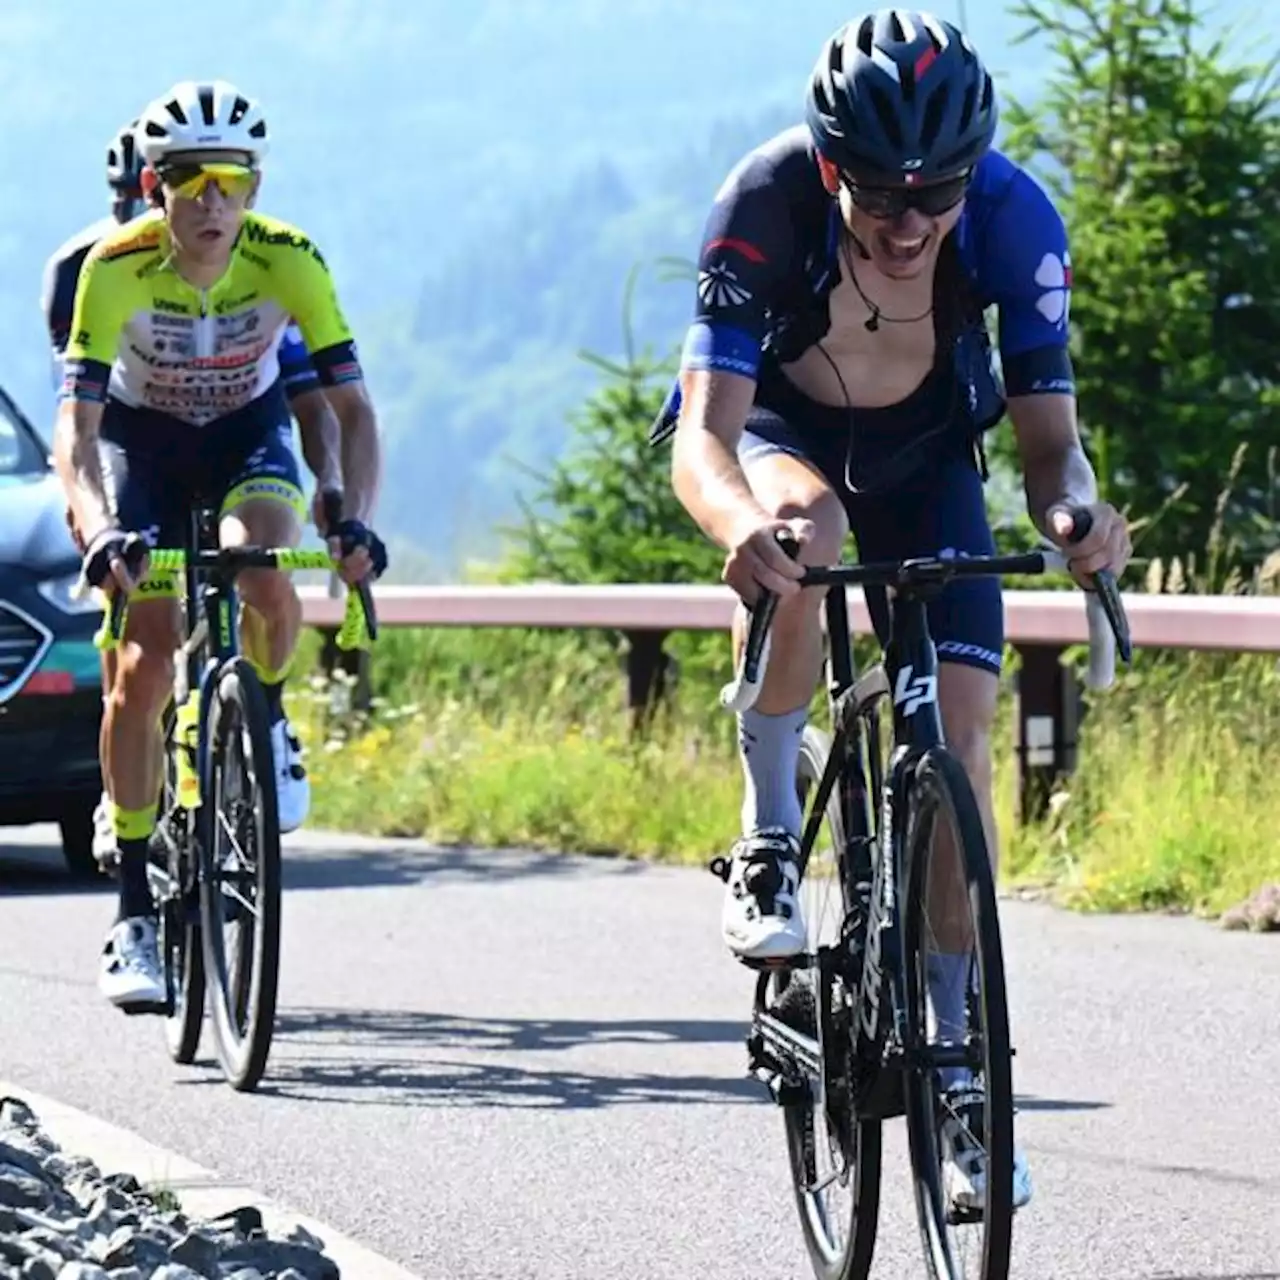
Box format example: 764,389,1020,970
0,385,104,876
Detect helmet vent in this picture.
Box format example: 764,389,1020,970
249,120,267,140
855,15,876,55
888,10,908,42
198,86,217,127
163,99,188,126
959,82,977,134
229,96,250,126
868,83,905,150
921,85,949,150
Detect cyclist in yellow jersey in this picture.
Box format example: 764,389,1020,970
53,79,386,1011
44,113,350,877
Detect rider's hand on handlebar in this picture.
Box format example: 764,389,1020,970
81,527,149,598
1048,501,1131,587
723,517,811,604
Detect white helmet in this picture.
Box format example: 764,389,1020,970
136,79,269,167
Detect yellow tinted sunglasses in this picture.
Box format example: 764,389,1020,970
158,162,256,201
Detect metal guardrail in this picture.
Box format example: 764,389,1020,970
300,582,1280,823
297,582,1280,650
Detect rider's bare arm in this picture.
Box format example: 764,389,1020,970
52,398,113,545
293,387,343,498
671,369,771,550
1007,391,1098,539
324,380,381,524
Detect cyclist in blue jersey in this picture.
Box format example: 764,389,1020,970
657,8,1132,1217
41,116,345,873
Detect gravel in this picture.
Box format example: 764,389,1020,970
0,1098,340,1280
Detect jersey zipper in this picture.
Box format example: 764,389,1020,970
195,286,213,362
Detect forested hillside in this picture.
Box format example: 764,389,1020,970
2,0,1257,574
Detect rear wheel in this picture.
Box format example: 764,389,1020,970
901,748,1015,1280
779,724,882,1280
198,659,282,1093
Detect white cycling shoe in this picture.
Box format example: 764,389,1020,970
940,1084,1033,1216
98,917,165,1011
718,827,807,962
270,718,310,833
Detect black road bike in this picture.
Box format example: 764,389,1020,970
91,500,376,1092
715,512,1129,1280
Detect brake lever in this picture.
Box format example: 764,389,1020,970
718,531,801,712
1061,506,1132,665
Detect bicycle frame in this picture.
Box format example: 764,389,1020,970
750,580,956,1116
744,544,1111,1112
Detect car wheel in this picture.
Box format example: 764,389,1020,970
60,801,105,880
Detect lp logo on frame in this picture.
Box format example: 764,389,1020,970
893,665,938,717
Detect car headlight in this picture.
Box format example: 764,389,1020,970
36,572,103,616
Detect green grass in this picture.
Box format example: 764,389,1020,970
295,627,1280,920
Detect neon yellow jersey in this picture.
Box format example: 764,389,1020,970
62,209,363,426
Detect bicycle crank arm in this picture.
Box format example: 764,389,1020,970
753,1011,823,1081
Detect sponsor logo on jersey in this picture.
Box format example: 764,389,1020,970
154,299,190,315
214,292,259,316
243,220,327,267
153,313,195,332
1033,250,1072,325
698,262,752,308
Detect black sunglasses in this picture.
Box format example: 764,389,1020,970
840,169,972,219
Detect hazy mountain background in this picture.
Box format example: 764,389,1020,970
1,0,1257,577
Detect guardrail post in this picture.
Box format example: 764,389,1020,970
1012,643,1079,824
623,629,673,733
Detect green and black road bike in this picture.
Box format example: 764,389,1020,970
90,499,376,1092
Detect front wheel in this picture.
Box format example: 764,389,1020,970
901,747,1015,1280
197,658,282,1093
779,724,882,1280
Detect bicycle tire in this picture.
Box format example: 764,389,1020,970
158,703,206,1065
780,724,882,1280
197,657,282,1092
900,747,1014,1280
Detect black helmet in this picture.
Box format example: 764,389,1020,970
806,9,997,183
106,119,144,192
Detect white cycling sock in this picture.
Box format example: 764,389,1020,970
927,950,974,1091
738,705,807,839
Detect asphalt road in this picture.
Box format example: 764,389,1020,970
2,827,1278,1280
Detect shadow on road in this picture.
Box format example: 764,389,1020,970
1014,1093,1111,1113
280,837,646,893
175,1004,760,1109
1,829,643,897
0,842,111,898
275,1005,745,1052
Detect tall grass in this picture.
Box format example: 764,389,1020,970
298,451,1280,919
296,622,1280,918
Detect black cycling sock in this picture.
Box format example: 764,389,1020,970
116,838,155,922
261,678,285,724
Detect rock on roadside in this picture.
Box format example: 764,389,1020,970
0,1097,340,1279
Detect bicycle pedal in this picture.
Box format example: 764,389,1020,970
736,953,799,973
117,999,167,1018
